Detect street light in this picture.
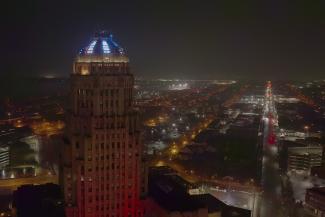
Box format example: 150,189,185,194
304,125,309,138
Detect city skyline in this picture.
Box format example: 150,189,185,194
0,1,325,217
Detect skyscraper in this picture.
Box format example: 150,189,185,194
61,31,144,217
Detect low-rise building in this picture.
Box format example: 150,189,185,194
288,146,323,174
12,183,65,217
305,187,325,217
279,140,324,174
145,166,251,217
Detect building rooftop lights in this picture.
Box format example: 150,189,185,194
102,40,110,54
86,40,97,54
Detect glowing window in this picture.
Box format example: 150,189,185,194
87,40,97,54
102,40,110,54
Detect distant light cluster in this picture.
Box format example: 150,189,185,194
169,83,189,90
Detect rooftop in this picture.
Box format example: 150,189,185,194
308,187,325,196
148,166,251,216
78,31,125,56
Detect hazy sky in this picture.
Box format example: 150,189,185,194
2,0,325,80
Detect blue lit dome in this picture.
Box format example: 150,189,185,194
76,31,129,63
78,31,125,56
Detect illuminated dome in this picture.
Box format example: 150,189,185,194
73,31,130,75
75,31,129,63
79,31,125,56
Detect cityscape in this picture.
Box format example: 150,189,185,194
1,1,325,217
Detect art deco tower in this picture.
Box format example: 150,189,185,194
62,32,144,217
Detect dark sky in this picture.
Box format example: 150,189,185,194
2,0,325,80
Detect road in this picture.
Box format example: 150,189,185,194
259,81,285,217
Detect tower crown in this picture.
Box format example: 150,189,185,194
79,31,125,56
75,31,129,64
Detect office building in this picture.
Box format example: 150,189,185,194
61,31,145,217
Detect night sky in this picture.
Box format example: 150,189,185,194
2,0,325,80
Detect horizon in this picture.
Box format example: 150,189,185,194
2,0,325,80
